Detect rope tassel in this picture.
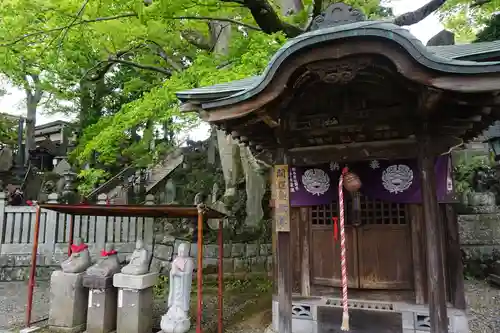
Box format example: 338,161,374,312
339,167,349,331
332,217,338,242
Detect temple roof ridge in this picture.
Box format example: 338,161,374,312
177,21,500,108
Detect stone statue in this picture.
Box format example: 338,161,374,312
61,238,91,273
121,239,150,275
473,169,489,193
85,244,121,277
160,243,194,333
0,146,13,172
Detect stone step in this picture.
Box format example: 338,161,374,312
145,150,184,193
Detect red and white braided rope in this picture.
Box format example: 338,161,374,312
339,167,349,330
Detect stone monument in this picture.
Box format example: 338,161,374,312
113,239,158,333
49,238,92,333
468,169,497,213
160,243,194,333
83,244,121,333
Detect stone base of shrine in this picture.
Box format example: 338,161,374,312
271,296,469,333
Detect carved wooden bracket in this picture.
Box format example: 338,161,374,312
294,57,372,88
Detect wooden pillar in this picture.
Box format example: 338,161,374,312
274,161,293,333
417,127,448,333
443,204,466,310
409,204,426,305
300,207,311,297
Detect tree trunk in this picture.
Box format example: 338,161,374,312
24,74,43,165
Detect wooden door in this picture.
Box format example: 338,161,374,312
310,203,359,288
357,199,413,289
310,196,413,290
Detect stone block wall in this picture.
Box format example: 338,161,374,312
458,214,500,260
151,237,273,275
0,238,273,281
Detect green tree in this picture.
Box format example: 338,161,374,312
0,114,19,146
475,13,500,42
439,0,500,42
0,0,448,190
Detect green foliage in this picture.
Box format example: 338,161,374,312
439,0,500,42
0,115,18,146
77,168,109,196
453,155,493,194
154,274,169,298
475,13,500,42
0,0,392,189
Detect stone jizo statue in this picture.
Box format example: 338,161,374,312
86,244,121,277
61,238,91,273
121,239,150,275
160,243,194,333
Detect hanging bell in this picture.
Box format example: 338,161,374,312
343,171,362,192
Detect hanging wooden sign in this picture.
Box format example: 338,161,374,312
274,164,291,232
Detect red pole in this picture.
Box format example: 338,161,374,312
218,219,224,333
26,205,41,327
196,208,204,333
68,215,75,256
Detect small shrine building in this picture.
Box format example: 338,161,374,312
175,3,500,333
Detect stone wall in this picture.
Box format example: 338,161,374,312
0,238,273,281
459,214,500,259
151,237,272,275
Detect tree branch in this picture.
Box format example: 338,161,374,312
392,0,447,26
181,29,213,51
1,12,260,47
0,13,138,47
107,58,172,75
58,0,91,50
236,0,304,37
172,16,260,31
144,40,184,71
312,0,322,17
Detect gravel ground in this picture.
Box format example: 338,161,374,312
0,279,497,332
152,290,262,333
0,281,50,329
465,279,500,333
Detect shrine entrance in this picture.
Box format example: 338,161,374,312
310,196,413,290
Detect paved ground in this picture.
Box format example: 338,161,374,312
0,281,49,329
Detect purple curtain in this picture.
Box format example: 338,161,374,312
289,155,453,207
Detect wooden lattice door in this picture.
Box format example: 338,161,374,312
356,197,413,289
310,203,360,288
310,196,413,290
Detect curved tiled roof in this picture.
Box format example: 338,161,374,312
176,21,500,108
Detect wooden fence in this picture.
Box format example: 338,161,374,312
0,192,154,261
